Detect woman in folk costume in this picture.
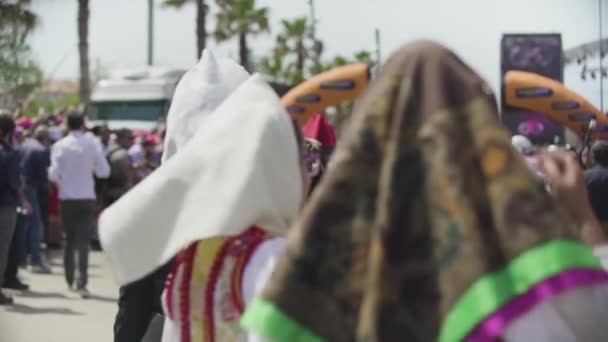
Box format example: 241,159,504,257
302,113,336,167
242,41,608,342
110,50,253,342
100,50,310,342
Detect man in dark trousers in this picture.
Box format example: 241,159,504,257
49,112,110,298
107,128,170,342
20,125,52,273
0,114,29,305
2,127,52,290
114,263,171,342
3,207,29,291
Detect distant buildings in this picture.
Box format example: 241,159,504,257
0,80,77,113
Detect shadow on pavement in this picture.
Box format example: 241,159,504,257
6,303,84,315
16,291,73,300
27,272,102,280
88,294,117,303
47,259,102,270
47,260,62,267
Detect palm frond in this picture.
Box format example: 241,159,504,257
0,3,38,31
333,55,349,66
213,0,269,41
162,0,190,7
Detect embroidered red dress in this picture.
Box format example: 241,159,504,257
162,227,278,342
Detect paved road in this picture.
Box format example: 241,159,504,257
0,249,119,342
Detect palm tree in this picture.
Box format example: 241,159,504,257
163,0,208,59
0,0,38,40
276,17,308,84
77,0,90,107
258,53,287,82
316,51,374,73
332,55,350,67
353,50,375,66
214,0,270,71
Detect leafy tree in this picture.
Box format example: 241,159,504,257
22,93,79,118
257,53,289,83
0,0,37,35
213,0,270,71
0,45,42,99
260,16,323,85
315,50,374,73
275,17,308,83
0,0,41,106
353,50,374,65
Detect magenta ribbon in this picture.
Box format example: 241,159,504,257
465,268,608,342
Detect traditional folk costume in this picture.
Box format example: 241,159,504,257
302,113,336,166
242,41,608,342
100,50,303,342
302,114,335,194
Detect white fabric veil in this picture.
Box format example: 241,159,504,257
99,70,302,285
162,49,249,162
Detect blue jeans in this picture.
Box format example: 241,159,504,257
23,187,44,265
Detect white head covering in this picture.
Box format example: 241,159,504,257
99,74,303,285
162,50,249,162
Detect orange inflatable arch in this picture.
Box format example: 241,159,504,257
504,70,608,139
282,63,370,126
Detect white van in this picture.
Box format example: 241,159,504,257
88,66,186,131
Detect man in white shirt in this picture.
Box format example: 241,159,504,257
49,112,110,298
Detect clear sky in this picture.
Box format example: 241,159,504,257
29,0,607,109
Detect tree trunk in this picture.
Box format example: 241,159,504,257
239,32,248,71
195,0,207,59
296,40,305,83
77,0,90,108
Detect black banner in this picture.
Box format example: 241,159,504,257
501,33,564,145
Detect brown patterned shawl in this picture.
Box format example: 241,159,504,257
242,41,601,342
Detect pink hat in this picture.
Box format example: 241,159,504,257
143,134,159,146
17,117,33,129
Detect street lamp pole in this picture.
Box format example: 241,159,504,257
308,0,316,39
308,0,320,70
375,28,381,66
599,0,604,112
148,0,154,66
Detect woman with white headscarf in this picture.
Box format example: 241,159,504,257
99,50,310,342
111,50,252,342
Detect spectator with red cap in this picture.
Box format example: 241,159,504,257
302,113,336,193
302,113,336,166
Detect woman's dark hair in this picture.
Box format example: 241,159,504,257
0,113,16,138
66,112,85,131
91,125,105,136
